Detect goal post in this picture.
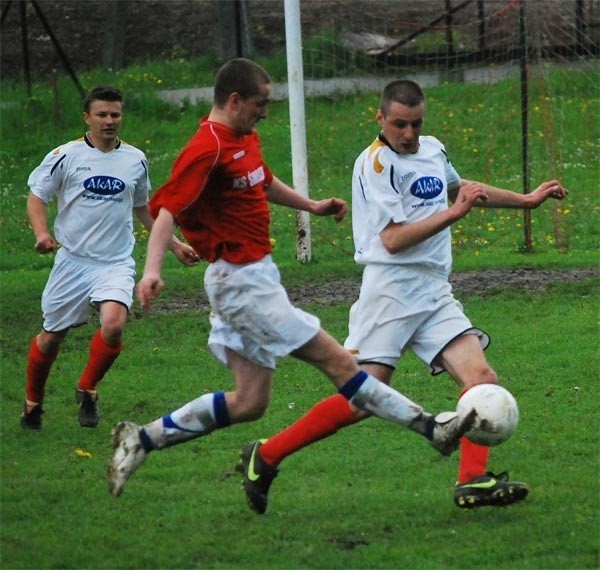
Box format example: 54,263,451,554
284,0,312,263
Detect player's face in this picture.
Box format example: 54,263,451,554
84,100,123,150
377,101,425,154
234,83,271,134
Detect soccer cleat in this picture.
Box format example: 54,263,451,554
107,421,147,497
454,471,529,509
429,408,477,456
76,388,100,428
236,439,278,515
20,402,44,430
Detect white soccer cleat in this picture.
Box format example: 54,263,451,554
107,421,147,497
429,408,478,456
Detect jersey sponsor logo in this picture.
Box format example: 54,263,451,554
76,166,92,171
83,175,125,195
232,176,248,189
410,176,443,199
248,166,265,187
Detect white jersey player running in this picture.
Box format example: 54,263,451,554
345,133,489,373
236,79,568,514
21,85,198,431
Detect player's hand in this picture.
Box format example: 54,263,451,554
312,198,348,222
451,182,488,218
172,242,200,266
136,274,164,309
526,180,569,208
34,233,59,254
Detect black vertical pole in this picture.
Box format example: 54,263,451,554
477,0,485,51
234,0,243,57
575,0,584,50
19,0,32,98
30,0,86,98
519,0,532,252
445,0,455,59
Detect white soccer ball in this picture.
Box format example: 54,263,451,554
456,384,519,446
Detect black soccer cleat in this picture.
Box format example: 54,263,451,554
236,439,278,515
454,471,529,509
76,388,100,428
20,402,44,430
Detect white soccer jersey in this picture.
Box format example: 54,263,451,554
351,134,461,277
28,134,150,263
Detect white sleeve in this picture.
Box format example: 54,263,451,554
361,145,408,234
27,148,66,203
132,155,151,207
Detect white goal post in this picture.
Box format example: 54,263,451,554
284,0,312,263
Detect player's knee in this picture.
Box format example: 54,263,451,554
228,395,269,422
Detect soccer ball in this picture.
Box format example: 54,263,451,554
456,384,519,446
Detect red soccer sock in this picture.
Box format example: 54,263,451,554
457,388,490,484
260,394,359,467
26,337,58,404
77,330,122,392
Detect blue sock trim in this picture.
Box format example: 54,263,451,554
213,391,231,428
162,414,179,430
139,428,155,452
338,370,368,400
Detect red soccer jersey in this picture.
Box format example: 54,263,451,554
149,118,274,263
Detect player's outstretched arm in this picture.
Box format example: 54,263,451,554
136,208,175,309
266,176,347,222
460,178,569,209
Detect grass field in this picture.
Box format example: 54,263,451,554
1,56,599,569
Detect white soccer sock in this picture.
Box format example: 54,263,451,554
349,374,424,426
143,393,217,449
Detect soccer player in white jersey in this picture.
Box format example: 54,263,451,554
21,85,199,430
240,79,569,513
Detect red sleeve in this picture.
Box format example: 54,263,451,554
149,133,219,219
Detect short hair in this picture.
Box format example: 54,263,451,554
379,80,425,115
213,58,271,107
83,86,124,113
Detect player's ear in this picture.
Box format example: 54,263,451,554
228,92,243,109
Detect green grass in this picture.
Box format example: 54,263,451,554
1,55,599,569
1,273,598,569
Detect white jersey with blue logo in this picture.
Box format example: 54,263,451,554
28,134,150,263
351,134,460,277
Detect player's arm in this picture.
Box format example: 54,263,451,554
380,181,487,254
27,192,58,253
266,176,347,222
134,205,199,266
457,178,568,209
136,207,176,308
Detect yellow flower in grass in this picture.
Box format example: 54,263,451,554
75,448,92,459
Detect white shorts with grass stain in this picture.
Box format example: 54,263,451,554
204,255,320,370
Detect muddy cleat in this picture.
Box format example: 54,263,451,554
454,471,529,509
236,440,278,514
76,388,100,428
107,421,147,497
20,403,44,430
429,408,477,456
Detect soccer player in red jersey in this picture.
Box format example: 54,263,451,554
107,60,476,501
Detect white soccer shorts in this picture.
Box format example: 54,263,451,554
41,248,135,332
204,255,321,370
344,264,489,374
